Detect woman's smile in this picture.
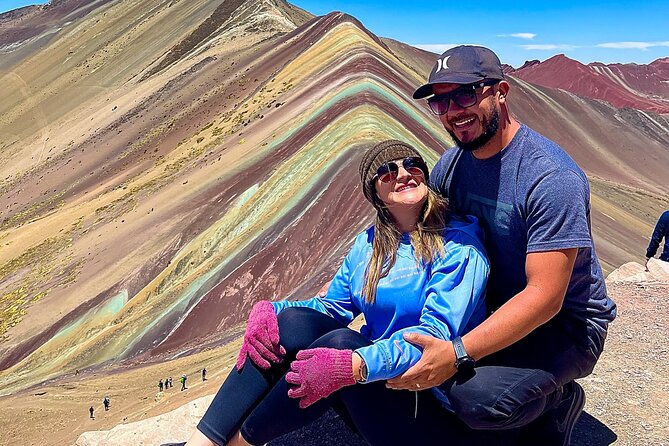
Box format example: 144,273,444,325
395,182,418,193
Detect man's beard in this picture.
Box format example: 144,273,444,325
448,106,500,152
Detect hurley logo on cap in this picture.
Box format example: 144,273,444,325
435,56,451,72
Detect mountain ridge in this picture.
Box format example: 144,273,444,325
510,53,669,113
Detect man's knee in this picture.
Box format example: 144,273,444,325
447,367,557,430
449,385,515,430
452,403,507,430
452,401,545,430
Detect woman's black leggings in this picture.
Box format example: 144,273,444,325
196,307,477,446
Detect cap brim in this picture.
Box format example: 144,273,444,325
412,73,487,99
413,84,435,99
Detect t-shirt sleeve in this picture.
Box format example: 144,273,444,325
429,157,448,195
429,149,458,196
526,169,592,252
354,240,488,382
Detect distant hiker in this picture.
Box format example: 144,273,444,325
646,210,669,269
178,142,489,445
89,406,94,419
103,396,110,411
180,374,187,391
165,377,170,389
202,368,207,381
168,377,173,388
158,379,164,392
75,369,79,376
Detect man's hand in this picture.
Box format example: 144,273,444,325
386,333,456,390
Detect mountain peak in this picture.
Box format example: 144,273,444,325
543,53,588,68
650,56,669,66
511,53,669,113
516,59,541,70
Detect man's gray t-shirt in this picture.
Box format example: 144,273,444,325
430,124,616,342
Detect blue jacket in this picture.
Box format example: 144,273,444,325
647,210,669,262
273,215,489,385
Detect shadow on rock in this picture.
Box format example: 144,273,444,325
572,411,617,445
269,409,618,446
269,409,366,446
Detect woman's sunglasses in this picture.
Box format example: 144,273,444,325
376,157,428,183
426,80,499,115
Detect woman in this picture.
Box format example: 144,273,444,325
175,140,489,446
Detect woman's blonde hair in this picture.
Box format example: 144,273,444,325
362,185,450,303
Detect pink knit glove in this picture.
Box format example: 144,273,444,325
286,348,356,408
236,301,285,371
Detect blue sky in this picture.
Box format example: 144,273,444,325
2,0,668,67
0,0,39,13
289,0,669,67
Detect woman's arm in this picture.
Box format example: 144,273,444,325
355,238,489,382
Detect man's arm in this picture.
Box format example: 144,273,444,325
386,248,577,390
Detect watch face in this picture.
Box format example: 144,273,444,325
456,356,475,371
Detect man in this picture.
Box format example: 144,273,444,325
387,46,616,444
646,210,669,269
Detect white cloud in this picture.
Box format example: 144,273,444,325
413,44,459,54
521,44,578,51
513,33,537,40
498,33,536,40
596,41,669,50
413,44,484,54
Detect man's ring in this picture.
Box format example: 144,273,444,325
416,383,421,389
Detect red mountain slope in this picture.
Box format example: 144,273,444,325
511,54,669,114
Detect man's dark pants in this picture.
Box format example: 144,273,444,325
444,315,603,435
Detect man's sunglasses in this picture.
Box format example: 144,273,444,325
426,80,499,115
376,157,428,183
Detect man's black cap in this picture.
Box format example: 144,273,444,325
413,45,505,99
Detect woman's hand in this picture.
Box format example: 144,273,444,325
236,301,286,371
286,348,356,408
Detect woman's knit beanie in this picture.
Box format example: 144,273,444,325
359,140,426,203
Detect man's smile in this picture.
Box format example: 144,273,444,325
451,116,477,128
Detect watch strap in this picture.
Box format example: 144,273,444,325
452,336,467,360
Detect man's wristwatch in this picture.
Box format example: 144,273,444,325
452,336,475,372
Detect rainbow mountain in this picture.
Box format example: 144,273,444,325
0,0,667,393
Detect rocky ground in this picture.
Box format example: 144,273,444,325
1,260,667,445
